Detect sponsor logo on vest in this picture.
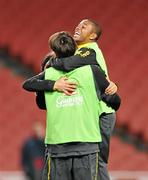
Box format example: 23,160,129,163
56,94,83,108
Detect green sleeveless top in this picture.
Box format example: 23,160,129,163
44,66,102,144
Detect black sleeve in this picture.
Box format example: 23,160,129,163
91,65,109,98
50,48,99,72
35,92,46,110
22,72,55,92
91,65,121,111
101,93,121,111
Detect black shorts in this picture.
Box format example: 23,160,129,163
42,152,99,180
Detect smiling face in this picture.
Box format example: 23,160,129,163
73,19,97,45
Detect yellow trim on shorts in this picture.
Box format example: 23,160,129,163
94,152,99,180
48,157,51,180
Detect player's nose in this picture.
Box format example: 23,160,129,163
75,26,81,32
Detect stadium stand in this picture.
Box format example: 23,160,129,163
0,67,45,171
0,0,148,177
109,137,148,171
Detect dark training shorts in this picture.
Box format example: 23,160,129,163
42,152,99,180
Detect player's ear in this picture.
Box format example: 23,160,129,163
89,32,97,41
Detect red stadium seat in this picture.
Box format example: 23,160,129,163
0,0,148,171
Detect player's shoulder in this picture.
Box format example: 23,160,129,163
76,47,96,57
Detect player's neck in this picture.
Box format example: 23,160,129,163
77,42,97,48
77,40,96,46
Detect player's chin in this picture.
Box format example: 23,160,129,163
73,35,80,41
73,38,82,44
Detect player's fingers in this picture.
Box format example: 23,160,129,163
67,81,77,85
63,90,73,96
65,87,76,92
66,84,77,90
61,77,68,81
105,86,112,92
105,90,113,95
105,87,117,95
105,89,110,95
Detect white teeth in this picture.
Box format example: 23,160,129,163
75,32,80,35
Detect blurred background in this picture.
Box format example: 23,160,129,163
0,0,148,179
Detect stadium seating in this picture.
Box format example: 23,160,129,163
0,68,45,170
109,137,148,171
0,0,148,171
